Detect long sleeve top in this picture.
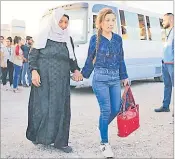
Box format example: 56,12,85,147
81,33,128,80
29,39,80,73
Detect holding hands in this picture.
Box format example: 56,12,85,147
71,70,83,82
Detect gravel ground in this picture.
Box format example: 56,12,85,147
1,80,174,158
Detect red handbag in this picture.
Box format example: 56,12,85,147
117,86,140,137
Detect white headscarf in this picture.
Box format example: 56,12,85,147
33,8,75,60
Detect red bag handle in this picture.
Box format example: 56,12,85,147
121,86,136,112
127,87,135,105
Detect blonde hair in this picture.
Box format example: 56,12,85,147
93,8,115,64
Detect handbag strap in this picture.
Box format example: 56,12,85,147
127,87,136,105
121,86,135,112
122,86,129,112
70,36,77,61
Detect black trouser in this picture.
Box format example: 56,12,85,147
1,67,8,85
1,60,14,86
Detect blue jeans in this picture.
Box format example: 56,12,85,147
22,62,31,85
13,64,22,89
92,68,121,143
162,64,174,108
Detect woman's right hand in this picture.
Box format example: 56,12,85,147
122,78,130,87
32,70,41,87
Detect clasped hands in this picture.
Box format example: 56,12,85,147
71,70,83,82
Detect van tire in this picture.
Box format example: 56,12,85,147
154,76,163,82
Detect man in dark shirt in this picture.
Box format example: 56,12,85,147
21,36,33,87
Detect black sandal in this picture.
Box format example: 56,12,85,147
57,146,73,153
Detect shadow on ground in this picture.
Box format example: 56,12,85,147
70,79,162,94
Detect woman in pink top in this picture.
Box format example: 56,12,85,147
13,36,24,93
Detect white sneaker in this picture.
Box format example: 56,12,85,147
9,85,13,91
100,143,114,158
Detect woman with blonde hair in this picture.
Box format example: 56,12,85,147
81,8,129,158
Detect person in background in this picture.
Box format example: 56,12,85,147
0,36,5,81
0,36,9,90
21,36,33,87
1,37,14,90
18,38,25,87
6,37,14,89
154,13,174,117
6,37,14,88
13,36,24,93
0,36,4,44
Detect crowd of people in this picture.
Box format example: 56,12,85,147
0,35,33,92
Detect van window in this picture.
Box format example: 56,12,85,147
159,18,167,42
146,16,162,41
119,10,147,40
93,15,97,34
138,14,147,40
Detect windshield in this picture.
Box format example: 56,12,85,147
66,8,88,44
